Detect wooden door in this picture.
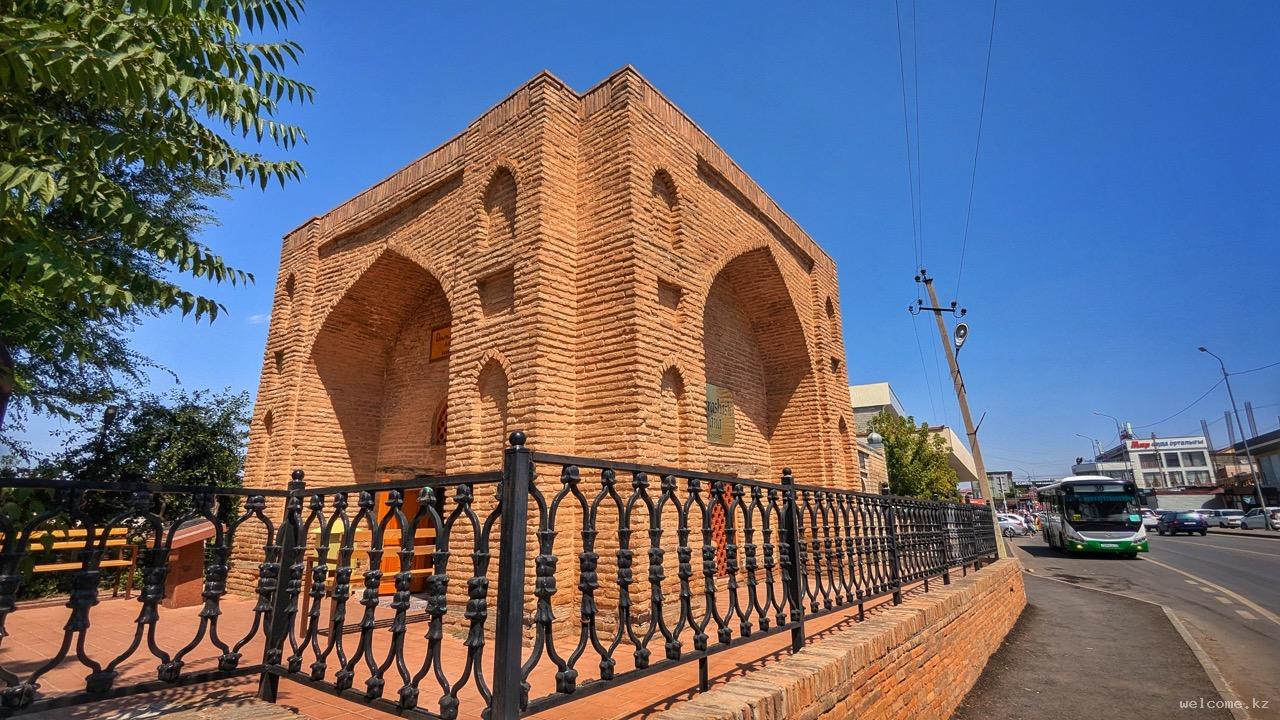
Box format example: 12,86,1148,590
375,488,434,595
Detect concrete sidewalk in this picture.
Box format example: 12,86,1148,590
952,573,1233,720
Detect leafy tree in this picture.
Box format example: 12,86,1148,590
24,388,251,518
1,388,250,597
0,0,312,432
869,410,959,499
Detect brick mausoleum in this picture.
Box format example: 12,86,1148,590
244,66,880,507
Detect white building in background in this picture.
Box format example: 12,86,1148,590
1072,435,1216,489
930,425,980,489
849,382,979,492
849,382,905,435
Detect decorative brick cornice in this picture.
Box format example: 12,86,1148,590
284,66,833,269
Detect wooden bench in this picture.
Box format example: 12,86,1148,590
16,528,138,599
299,525,437,616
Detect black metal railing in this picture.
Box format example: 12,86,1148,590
0,432,998,720
0,477,293,714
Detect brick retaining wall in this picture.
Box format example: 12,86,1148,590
654,558,1025,720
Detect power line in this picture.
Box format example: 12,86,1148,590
1132,378,1223,429
1233,359,1280,376
911,0,925,267
893,0,922,280
910,313,941,423
927,309,954,429
954,0,999,302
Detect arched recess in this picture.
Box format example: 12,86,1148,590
650,169,679,251
476,354,511,457
836,416,855,488
482,166,517,248
702,246,821,479
657,364,687,465
306,250,452,484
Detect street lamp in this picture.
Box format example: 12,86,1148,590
1091,410,1124,441
1092,410,1136,485
1199,347,1272,530
1074,433,1102,460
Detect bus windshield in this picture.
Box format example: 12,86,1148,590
1063,485,1139,531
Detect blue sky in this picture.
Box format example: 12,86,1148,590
22,1,1280,477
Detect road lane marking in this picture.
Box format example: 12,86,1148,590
1236,610,1257,620
1199,586,1216,593
1141,555,1280,627
1215,596,1233,605
1175,542,1280,559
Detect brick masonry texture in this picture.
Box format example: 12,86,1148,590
234,67,874,592
651,559,1026,720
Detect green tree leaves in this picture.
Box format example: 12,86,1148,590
0,0,310,431
869,411,960,499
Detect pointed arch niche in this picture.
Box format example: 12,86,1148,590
649,169,679,251
305,251,452,484
476,355,510,456
482,167,517,248
702,247,820,479
658,365,687,465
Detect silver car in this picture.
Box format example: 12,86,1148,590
1240,507,1280,530
1140,509,1161,530
1214,509,1245,528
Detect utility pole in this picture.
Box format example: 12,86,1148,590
1200,347,1273,530
1151,433,1168,488
910,268,1006,558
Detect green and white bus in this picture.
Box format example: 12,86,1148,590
1037,475,1148,558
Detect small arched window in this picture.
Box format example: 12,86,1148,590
650,170,679,251
432,403,448,446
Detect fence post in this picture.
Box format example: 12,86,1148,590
970,506,983,570
258,469,306,702
780,468,806,653
492,431,532,720
942,505,952,585
885,497,903,605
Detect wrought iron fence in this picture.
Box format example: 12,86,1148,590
0,432,998,720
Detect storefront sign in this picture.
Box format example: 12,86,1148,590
1126,437,1205,451
706,384,735,446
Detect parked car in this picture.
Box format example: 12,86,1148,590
1239,507,1280,530
998,513,1031,537
1140,508,1160,530
1214,509,1245,528
1157,511,1208,536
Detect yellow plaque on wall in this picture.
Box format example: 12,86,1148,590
706,384,735,446
429,326,451,361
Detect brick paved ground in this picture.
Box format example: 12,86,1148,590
0,576,955,720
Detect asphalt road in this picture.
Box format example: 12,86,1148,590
954,574,1230,720
1009,531,1280,719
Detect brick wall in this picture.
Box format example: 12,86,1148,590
234,67,867,593
655,559,1026,720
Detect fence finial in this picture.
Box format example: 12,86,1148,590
508,430,526,448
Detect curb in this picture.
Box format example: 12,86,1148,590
1162,606,1248,720
1208,528,1280,540
1022,572,1247,720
